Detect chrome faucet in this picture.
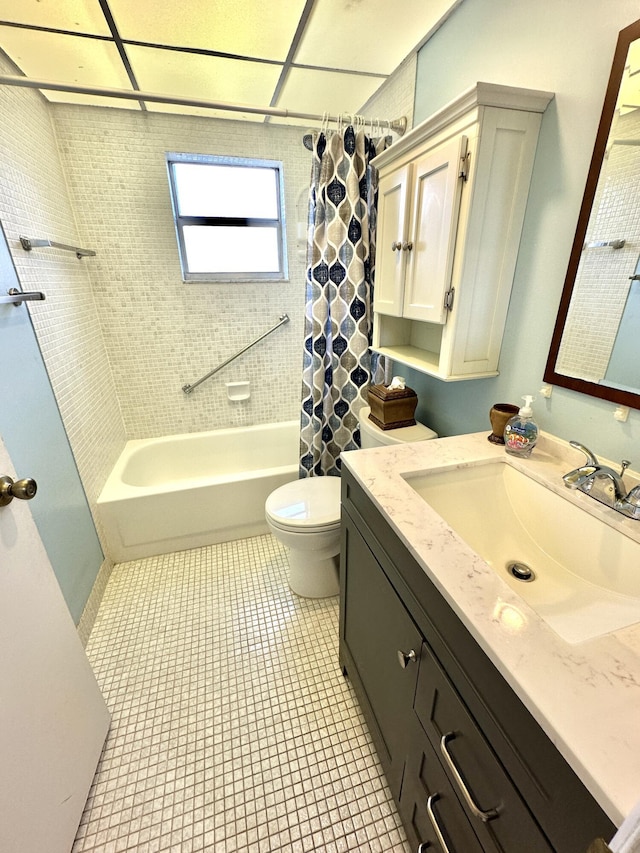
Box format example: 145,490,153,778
563,441,640,520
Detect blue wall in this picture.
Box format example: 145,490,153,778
403,0,640,464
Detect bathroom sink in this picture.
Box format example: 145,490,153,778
402,461,640,643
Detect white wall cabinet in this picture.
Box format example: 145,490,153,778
372,83,553,381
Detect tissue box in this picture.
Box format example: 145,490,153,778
367,384,418,430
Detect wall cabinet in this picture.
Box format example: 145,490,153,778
371,83,553,381
339,469,616,852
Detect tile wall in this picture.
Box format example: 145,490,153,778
359,53,417,134
52,106,311,440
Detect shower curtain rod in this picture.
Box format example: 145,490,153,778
0,73,408,135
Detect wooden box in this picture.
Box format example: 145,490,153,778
367,384,418,430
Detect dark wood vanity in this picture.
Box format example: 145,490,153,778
339,468,616,853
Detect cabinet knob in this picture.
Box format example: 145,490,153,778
391,241,403,251
402,241,413,251
397,648,417,668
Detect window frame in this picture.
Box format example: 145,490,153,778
166,152,288,283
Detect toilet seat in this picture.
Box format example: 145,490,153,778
265,476,341,532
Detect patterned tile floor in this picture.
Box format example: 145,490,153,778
73,534,410,853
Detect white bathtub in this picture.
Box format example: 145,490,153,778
97,421,299,562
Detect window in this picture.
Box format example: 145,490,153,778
166,153,288,282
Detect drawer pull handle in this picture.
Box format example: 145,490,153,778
426,793,453,853
391,241,403,251
440,732,499,822
397,648,417,668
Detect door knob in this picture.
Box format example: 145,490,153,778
0,475,38,506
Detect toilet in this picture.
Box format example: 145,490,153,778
358,404,438,448
265,406,437,598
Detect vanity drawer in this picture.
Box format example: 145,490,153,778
414,640,553,853
400,719,484,853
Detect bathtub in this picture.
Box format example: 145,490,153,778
97,421,299,562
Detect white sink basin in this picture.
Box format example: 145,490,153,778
403,461,640,644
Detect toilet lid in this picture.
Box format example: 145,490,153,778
265,476,341,530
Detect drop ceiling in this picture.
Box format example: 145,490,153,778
0,0,460,124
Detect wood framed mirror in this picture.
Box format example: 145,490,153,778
544,18,640,410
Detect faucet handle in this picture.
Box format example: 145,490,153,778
620,460,632,477
569,441,599,467
625,484,640,506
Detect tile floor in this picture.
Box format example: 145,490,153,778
73,534,410,853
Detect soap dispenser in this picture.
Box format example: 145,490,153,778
504,396,538,457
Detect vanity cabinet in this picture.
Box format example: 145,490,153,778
339,469,616,853
371,83,554,381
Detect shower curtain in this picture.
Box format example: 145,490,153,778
299,125,389,478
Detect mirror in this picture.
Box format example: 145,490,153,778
544,18,640,409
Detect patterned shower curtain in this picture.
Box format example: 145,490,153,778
299,126,390,477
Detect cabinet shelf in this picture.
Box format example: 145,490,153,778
372,343,499,381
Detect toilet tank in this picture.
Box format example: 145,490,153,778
359,406,437,448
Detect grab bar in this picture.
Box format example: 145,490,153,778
0,288,46,306
20,235,96,259
182,313,290,394
583,239,626,250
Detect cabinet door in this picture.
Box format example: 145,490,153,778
415,642,553,853
373,163,411,316
403,134,467,325
341,512,422,796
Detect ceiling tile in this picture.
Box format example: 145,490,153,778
295,0,457,74
0,0,111,36
0,0,460,123
41,92,141,110
108,0,307,61
0,29,137,95
127,46,282,112
142,102,271,122
274,67,384,123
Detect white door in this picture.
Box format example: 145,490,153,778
0,435,110,853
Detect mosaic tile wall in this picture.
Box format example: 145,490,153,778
0,53,122,631
359,53,417,134
52,105,311,440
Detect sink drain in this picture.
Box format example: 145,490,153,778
507,561,535,582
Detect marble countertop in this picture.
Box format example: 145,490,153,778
340,431,640,827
